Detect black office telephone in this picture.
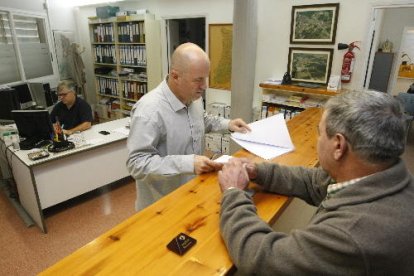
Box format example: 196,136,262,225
407,83,414,94
282,72,292,84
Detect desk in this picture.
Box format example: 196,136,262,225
0,117,130,233
40,108,322,275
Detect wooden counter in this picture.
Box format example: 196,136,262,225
40,108,322,275
259,83,340,97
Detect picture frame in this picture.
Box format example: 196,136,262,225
290,3,339,44
208,24,233,90
287,47,333,85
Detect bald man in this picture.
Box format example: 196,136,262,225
127,43,250,211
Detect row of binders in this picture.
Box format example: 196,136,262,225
93,23,114,42
119,45,146,66
92,22,146,43
93,45,116,64
123,81,147,100
118,22,145,43
97,77,119,96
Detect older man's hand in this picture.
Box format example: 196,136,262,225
218,158,250,192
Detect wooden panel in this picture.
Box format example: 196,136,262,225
40,108,322,276
259,83,340,96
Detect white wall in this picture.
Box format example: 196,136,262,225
75,0,234,106
46,0,79,39
0,0,44,12
0,0,62,87
379,8,414,53
255,0,375,107
68,0,414,107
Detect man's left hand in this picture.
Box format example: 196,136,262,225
228,118,251,133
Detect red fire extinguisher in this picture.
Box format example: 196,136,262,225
341,41,360,83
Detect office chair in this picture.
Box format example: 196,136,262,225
396,92,414,141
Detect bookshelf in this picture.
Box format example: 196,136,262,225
89,14,162,121
260,83,341,119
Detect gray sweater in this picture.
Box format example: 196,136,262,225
220,159,414,275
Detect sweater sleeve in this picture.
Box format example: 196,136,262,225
220,189,365,275
254,162,331,206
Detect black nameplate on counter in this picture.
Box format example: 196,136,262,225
166,233,197,256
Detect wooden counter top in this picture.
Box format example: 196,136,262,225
40,108,322,276
260,83,340,97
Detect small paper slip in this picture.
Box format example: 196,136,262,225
231,113,295,160
214,154,233,163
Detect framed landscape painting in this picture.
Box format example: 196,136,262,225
290,3,339,44
287,47,333,85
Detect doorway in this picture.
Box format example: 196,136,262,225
364,5,414,95
165,17,206,74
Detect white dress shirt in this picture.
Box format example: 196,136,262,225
127,79,229,210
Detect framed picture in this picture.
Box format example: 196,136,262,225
290,3,339,44
287,47,333,85
209,24,233,90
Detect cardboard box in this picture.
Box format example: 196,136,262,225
96,6,120,19
221,134,231,155
208,102,226,117
224,105,231,119
95,103,109,120
205,133,222,153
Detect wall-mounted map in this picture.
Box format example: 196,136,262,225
209,24,232,90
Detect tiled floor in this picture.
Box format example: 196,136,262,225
0,177,136,275
1,129,414,275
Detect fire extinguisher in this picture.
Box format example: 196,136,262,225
341,41,360,83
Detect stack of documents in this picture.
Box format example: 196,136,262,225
231,113,295,160
262,79,282,85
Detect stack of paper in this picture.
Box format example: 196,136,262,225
231,113,295,160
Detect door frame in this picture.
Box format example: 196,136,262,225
160,15,207,77
363,3,414,94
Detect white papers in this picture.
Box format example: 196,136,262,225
262,78,282,85
231,113,294,160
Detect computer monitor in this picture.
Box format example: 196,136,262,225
11,83,36,110
11,110,54,150
0,88,20,121
29,82,47,108
29,82,55,108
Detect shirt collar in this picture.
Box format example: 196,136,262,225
327,176,368,196
161,78,188,112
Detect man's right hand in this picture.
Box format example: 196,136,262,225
194,155,222,174
238,158,258,180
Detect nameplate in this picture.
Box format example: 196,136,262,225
166,233,197,256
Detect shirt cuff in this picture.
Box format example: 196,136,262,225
179,154,196,174
221,119,231,131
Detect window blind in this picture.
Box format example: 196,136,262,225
0,11,54,85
